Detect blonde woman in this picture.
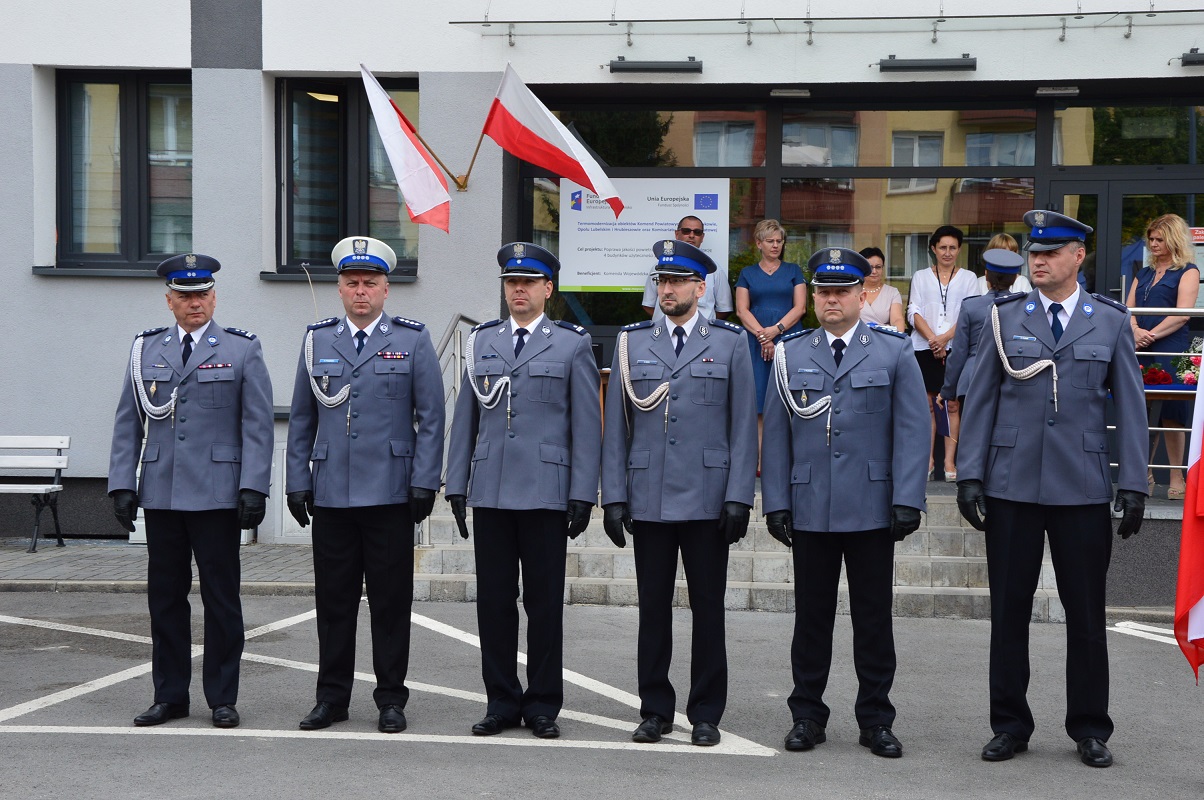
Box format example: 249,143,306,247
976,233,1032,295
1125,213,1200,498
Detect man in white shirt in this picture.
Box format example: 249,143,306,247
640,216,732,322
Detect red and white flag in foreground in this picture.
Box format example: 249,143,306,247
360,64,450,233
1176,384,1204,679
482,64,624,217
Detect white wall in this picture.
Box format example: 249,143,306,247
2,0,190,68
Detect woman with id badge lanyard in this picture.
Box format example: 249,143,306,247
906,225,980,481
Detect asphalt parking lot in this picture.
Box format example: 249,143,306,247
0,594,1198,800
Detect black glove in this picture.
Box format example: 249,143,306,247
236,489,267,530
602,503,632,548
890,505,922,542
287,490,314,528
718,501,752,545
409,487,436,524
566,500,593,539
765,510,793,548
448,494,470,540
111,490,138,533
956,479,987,531
1114,489,1146,540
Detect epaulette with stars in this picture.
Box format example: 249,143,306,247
391,315,425,331
224,326,256,340
708,319,744,334
867,323,906,339
136,326,168,339
555,320,587,335
995,292,1027,306
780,328,813,343
621,320,653,331
1090,293,1128,313
307,317,338,330
471,319,503,333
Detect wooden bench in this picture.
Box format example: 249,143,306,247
0,436,69,553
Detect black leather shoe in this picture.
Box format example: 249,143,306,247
981,732,1028,761
1076,737,1113,768
299,701,349,731
784,719,826,751
528,715,560,739
378,705,407,733
691,721,721,746
133,702,188,727
859,725,903,758
632,715,672,743
211,705,239,729
472,713,517,736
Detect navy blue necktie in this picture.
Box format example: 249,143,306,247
832,338,845,367
514,328,528,357
181,333,194,365
1049,303,1064,342
355,330,367,354
674,326,686,356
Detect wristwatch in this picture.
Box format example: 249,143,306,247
776,322,786,334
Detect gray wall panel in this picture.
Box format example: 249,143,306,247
192,0,262,69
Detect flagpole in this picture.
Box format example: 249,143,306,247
457,129,488,192
406,126,466,191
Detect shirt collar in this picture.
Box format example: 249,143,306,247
1038,286,1080,318
177,320,211,346
667,311,700,338
824,325,857,349
345,313,383,338
508,313,546,335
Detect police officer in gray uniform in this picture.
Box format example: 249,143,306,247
446,243,601,740
286,236,445,734
940,248,1027,405
761,248,929,758
957,210,1148,768
601,239,757,747
109,254,274,730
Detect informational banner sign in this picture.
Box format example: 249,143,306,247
558,178,729,292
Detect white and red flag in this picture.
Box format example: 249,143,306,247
482,64,624,217
1176,383,1204,679
360,63,450,233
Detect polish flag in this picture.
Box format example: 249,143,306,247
360,64,450,232
482,64,624,217
1176,384,1204,679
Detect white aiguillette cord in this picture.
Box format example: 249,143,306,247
617,330,672,431
991,303,1058,411
130,334,177,423
464,329,518,429
772,341,834,444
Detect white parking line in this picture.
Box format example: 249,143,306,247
1108,620,1177,645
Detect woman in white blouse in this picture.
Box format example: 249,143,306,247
907,225,981,481
858,247,905,330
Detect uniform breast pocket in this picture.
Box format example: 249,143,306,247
474,361,505,395
311,361,344,383
141,367,175,394
787,372,826,399
630,364,665,397
850,369,891,414
374,359,412,399
1071,344,1111,390
690,362,729,406
1003,340,1043,387
195,367,235,408
528,360,566,403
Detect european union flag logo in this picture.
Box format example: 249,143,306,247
571,190,583,210
694,194,719,210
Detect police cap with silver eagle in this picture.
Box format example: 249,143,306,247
157,253,220,292
331,236,397,274
497,242,560,279
808,247,868,286
652,239,716,279
1022,210,1093,252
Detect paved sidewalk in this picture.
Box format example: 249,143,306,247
0,539,316,594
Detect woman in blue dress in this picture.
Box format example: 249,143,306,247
1125,213,1200,499
735,219,808,471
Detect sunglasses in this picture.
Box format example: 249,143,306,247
677,227,705,237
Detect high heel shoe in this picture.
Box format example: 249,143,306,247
1168,486,1186,500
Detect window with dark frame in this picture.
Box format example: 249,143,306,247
277,76,420,277
55,70,192,269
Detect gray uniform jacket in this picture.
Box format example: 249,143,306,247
941,292,999,401
108,321,274,511
601,318,757,521
760,322,930,532
285,313,444,508
445,319,602,510
958,290,1149,505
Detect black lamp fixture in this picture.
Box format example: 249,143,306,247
1183,48,1204,66
610,56,702,73
878,54,976,72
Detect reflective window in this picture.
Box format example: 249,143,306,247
1055,105,1204,166
67,82,122,254
147,83,193,254
889,133,943,193
554,110,764,168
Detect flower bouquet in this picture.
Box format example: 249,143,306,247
1174,336,1203,386
1141,363,1174,385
